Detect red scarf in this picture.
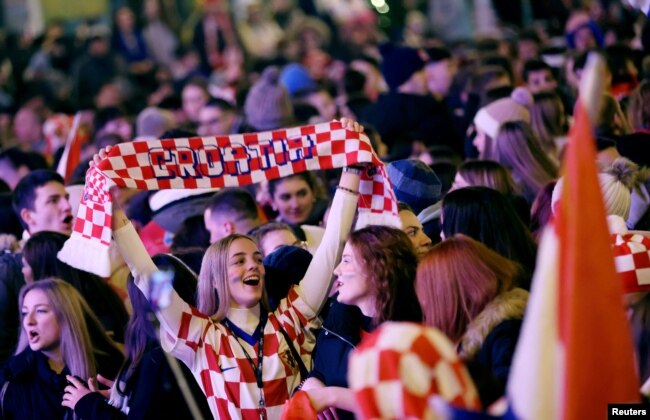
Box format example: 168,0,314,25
58,121,399,276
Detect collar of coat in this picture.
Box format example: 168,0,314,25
459,287,529,360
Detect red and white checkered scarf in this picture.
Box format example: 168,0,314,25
58,121,399,276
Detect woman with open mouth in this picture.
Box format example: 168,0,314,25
21,231,129,344
299,225,423,418
109,119,363,419
0,279,124,419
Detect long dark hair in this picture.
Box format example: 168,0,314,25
442,186,537,289
22,231,129,342
117,253,198,395
347,225,422,324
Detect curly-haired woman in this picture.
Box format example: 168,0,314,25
301,225,422,418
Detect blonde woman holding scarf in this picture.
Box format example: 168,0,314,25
108,119,364,419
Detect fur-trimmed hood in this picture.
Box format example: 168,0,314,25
459,288,529,360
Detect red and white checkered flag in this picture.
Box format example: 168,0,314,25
58,121,399,276
348,322,481,419
612,232,650,293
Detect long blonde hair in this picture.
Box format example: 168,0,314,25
457,160,520,195
197,234,269,320
17,278,104,379
530,91,565,157
627,80,650,130
493,121,559,201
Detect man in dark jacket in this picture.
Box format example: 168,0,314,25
70,27,118,110
0,170,73,363
360,43,459,160
192,0,231,74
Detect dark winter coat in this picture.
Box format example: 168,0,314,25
459,288,528,405
0,348,122,420
309,300,373,420
359,92,459,156
0,252,24,365
74,346,211,420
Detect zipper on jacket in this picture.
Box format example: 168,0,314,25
321,326,356,349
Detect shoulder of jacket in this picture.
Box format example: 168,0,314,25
459,288,528,359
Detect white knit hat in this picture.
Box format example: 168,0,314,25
473,87,532,138
551,158,640,219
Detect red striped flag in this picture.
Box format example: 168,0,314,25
56,112,83,183
507,54,640,419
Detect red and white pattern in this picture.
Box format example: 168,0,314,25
58,121,398,276
164,286,313,419
612,233,650,293
348,322,481,419
55,112,83,183
44,113,74,159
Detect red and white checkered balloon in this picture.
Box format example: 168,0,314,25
58,121,399,276
348,322,481,419
612,233,650,293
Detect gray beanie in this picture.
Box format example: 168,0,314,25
244,66,294,131
136,107,175,139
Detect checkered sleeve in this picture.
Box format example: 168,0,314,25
114,222,211,368
161,306,214,369
272,285,316,362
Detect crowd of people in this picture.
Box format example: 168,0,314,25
0,0,650,418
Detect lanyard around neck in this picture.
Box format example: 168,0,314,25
223,312,267,392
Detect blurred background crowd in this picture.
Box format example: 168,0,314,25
1,0,650,418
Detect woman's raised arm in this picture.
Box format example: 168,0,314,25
297,119,362,314
93,147,191,344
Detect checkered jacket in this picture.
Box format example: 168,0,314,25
163,287,313,419
115,188,358,419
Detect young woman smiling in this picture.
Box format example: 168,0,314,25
107,119,363,419
269,173,326,227
267,172,330,252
